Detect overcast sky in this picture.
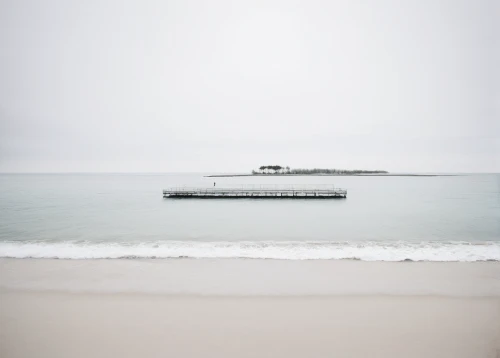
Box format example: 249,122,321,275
0,0,498,173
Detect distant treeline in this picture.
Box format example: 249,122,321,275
252,165,388,175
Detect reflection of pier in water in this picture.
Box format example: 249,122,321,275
163,185,347,199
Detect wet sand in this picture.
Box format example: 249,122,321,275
1,259,499,358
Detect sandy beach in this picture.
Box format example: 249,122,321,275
1,259,499,358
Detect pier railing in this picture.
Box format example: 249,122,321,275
163,185,347,198
169,184,339,190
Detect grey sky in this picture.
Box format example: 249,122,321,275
1,0,498,173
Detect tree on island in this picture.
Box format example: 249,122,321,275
256,165,283,174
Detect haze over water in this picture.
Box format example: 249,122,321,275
0,173,499,261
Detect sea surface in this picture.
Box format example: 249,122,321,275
0,173,499,261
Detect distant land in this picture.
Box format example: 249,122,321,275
205,166,454,177
251,166,388,175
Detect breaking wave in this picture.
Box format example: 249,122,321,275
0,240,499,261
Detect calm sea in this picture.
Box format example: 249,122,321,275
0,173,499,261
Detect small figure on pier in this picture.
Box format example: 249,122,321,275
214,182,216,187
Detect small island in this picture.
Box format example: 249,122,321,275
250,166,388,175
205,166,447,177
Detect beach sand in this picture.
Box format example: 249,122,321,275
1,259,499,358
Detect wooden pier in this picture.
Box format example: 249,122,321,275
163,185,347,199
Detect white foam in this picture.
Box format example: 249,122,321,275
0,240,499,261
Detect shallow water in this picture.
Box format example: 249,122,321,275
0,173,499,261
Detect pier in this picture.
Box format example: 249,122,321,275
163,185,347,199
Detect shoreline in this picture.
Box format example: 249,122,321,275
2,259,499,296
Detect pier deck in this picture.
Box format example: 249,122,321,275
163,185,347,199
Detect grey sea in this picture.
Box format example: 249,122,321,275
0,173,499,261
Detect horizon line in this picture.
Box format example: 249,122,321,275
0,171,498,175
